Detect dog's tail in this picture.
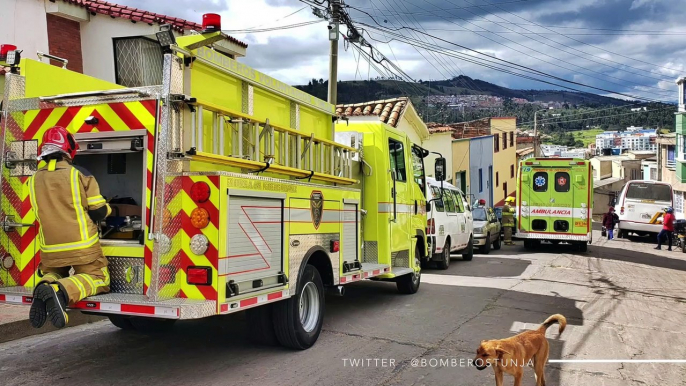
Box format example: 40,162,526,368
537,314,566,335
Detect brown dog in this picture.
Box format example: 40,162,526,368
473,314,566,386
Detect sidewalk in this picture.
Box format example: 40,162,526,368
0,302,105,344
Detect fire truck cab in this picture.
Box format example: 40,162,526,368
0,21,430,349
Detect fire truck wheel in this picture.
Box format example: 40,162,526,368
246,304,279,346
273,264,324,350
397,247,422,294
462,236,474,261
129,317,176,333
436,240,450,270
108,315,134,330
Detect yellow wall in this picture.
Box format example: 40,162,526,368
451,138,471,193
424,132,454,180
491,118,517,206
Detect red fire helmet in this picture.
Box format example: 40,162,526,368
37,126,79,160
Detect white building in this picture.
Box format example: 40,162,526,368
1,0,247,87
595,128,657,154
540,144,568,157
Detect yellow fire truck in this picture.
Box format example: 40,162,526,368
0,18,435,349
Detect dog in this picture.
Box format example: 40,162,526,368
473,314,566,386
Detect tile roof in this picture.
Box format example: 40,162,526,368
335,97,410,128
516,147,535,157
427,118,492,139
53,0,248,48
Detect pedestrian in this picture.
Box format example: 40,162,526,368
655,207,675,251
28,126,112,329
602,207,616,240
502,196,516,245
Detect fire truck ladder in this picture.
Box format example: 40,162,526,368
184,101,357,185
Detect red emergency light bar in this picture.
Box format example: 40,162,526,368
202,13,221,32
0,44,16,61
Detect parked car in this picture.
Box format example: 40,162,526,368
472,205,501,254
425,178,474,269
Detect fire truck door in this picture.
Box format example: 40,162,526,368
387,131,411,261
0,136,38,289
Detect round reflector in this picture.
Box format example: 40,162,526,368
190,208,210,229
190,234,209,255
190,181,210,203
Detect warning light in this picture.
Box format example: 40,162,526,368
190,181,211,203
190,208,210,229
202,13,221,32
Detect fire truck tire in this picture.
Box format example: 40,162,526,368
129,317,176,333
246,304,279,346
108,315,134,330
462,236,474,261
273,264,324,350
397,247,421,294
436,240,450,270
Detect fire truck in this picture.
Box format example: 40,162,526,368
515,158,593,252
0,16,436,349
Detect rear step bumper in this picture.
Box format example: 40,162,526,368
0,287,286,320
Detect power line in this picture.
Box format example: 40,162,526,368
354,20,671,103
409,0,672,94
223,20,323,33
516,106,676,127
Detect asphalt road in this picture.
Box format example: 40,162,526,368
2,231,686,386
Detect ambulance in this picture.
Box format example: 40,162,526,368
515,158,593,252
0,16,436,349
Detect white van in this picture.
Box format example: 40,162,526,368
615,180,673,238
425,177,474,269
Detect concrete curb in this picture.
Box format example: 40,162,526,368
0,311,106,344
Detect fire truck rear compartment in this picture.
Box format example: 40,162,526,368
73,132,147,295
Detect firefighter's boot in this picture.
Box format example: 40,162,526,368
29,283,48,328
35,282,69,328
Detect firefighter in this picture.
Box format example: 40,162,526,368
28,126,111,329
502,196,516,245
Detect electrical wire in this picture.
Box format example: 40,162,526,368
516,106,676,127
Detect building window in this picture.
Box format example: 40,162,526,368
668,145,676,169
494,135,500,153
479,168,483,193
114,37,163,87
509,132,514,147
675,192,685,214
503,182,508,200
502,133,507,150
496,172,499,187
510,164,515,178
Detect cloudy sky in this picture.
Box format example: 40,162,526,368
116,0,685,101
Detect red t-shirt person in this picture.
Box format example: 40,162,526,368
663,212,675,232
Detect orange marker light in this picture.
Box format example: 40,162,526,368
190,207,210,229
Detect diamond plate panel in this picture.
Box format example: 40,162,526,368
362,241,378,264
288,234,340,295
108,257,145,294
241,81,249,114
149,54,185,301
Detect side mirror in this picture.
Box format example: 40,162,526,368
426,202,432,212
435,157,447,182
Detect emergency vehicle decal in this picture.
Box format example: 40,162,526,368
310,190,324,230
0,101,157,289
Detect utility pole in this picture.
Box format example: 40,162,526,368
327,0,341,106
534,109,546,157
